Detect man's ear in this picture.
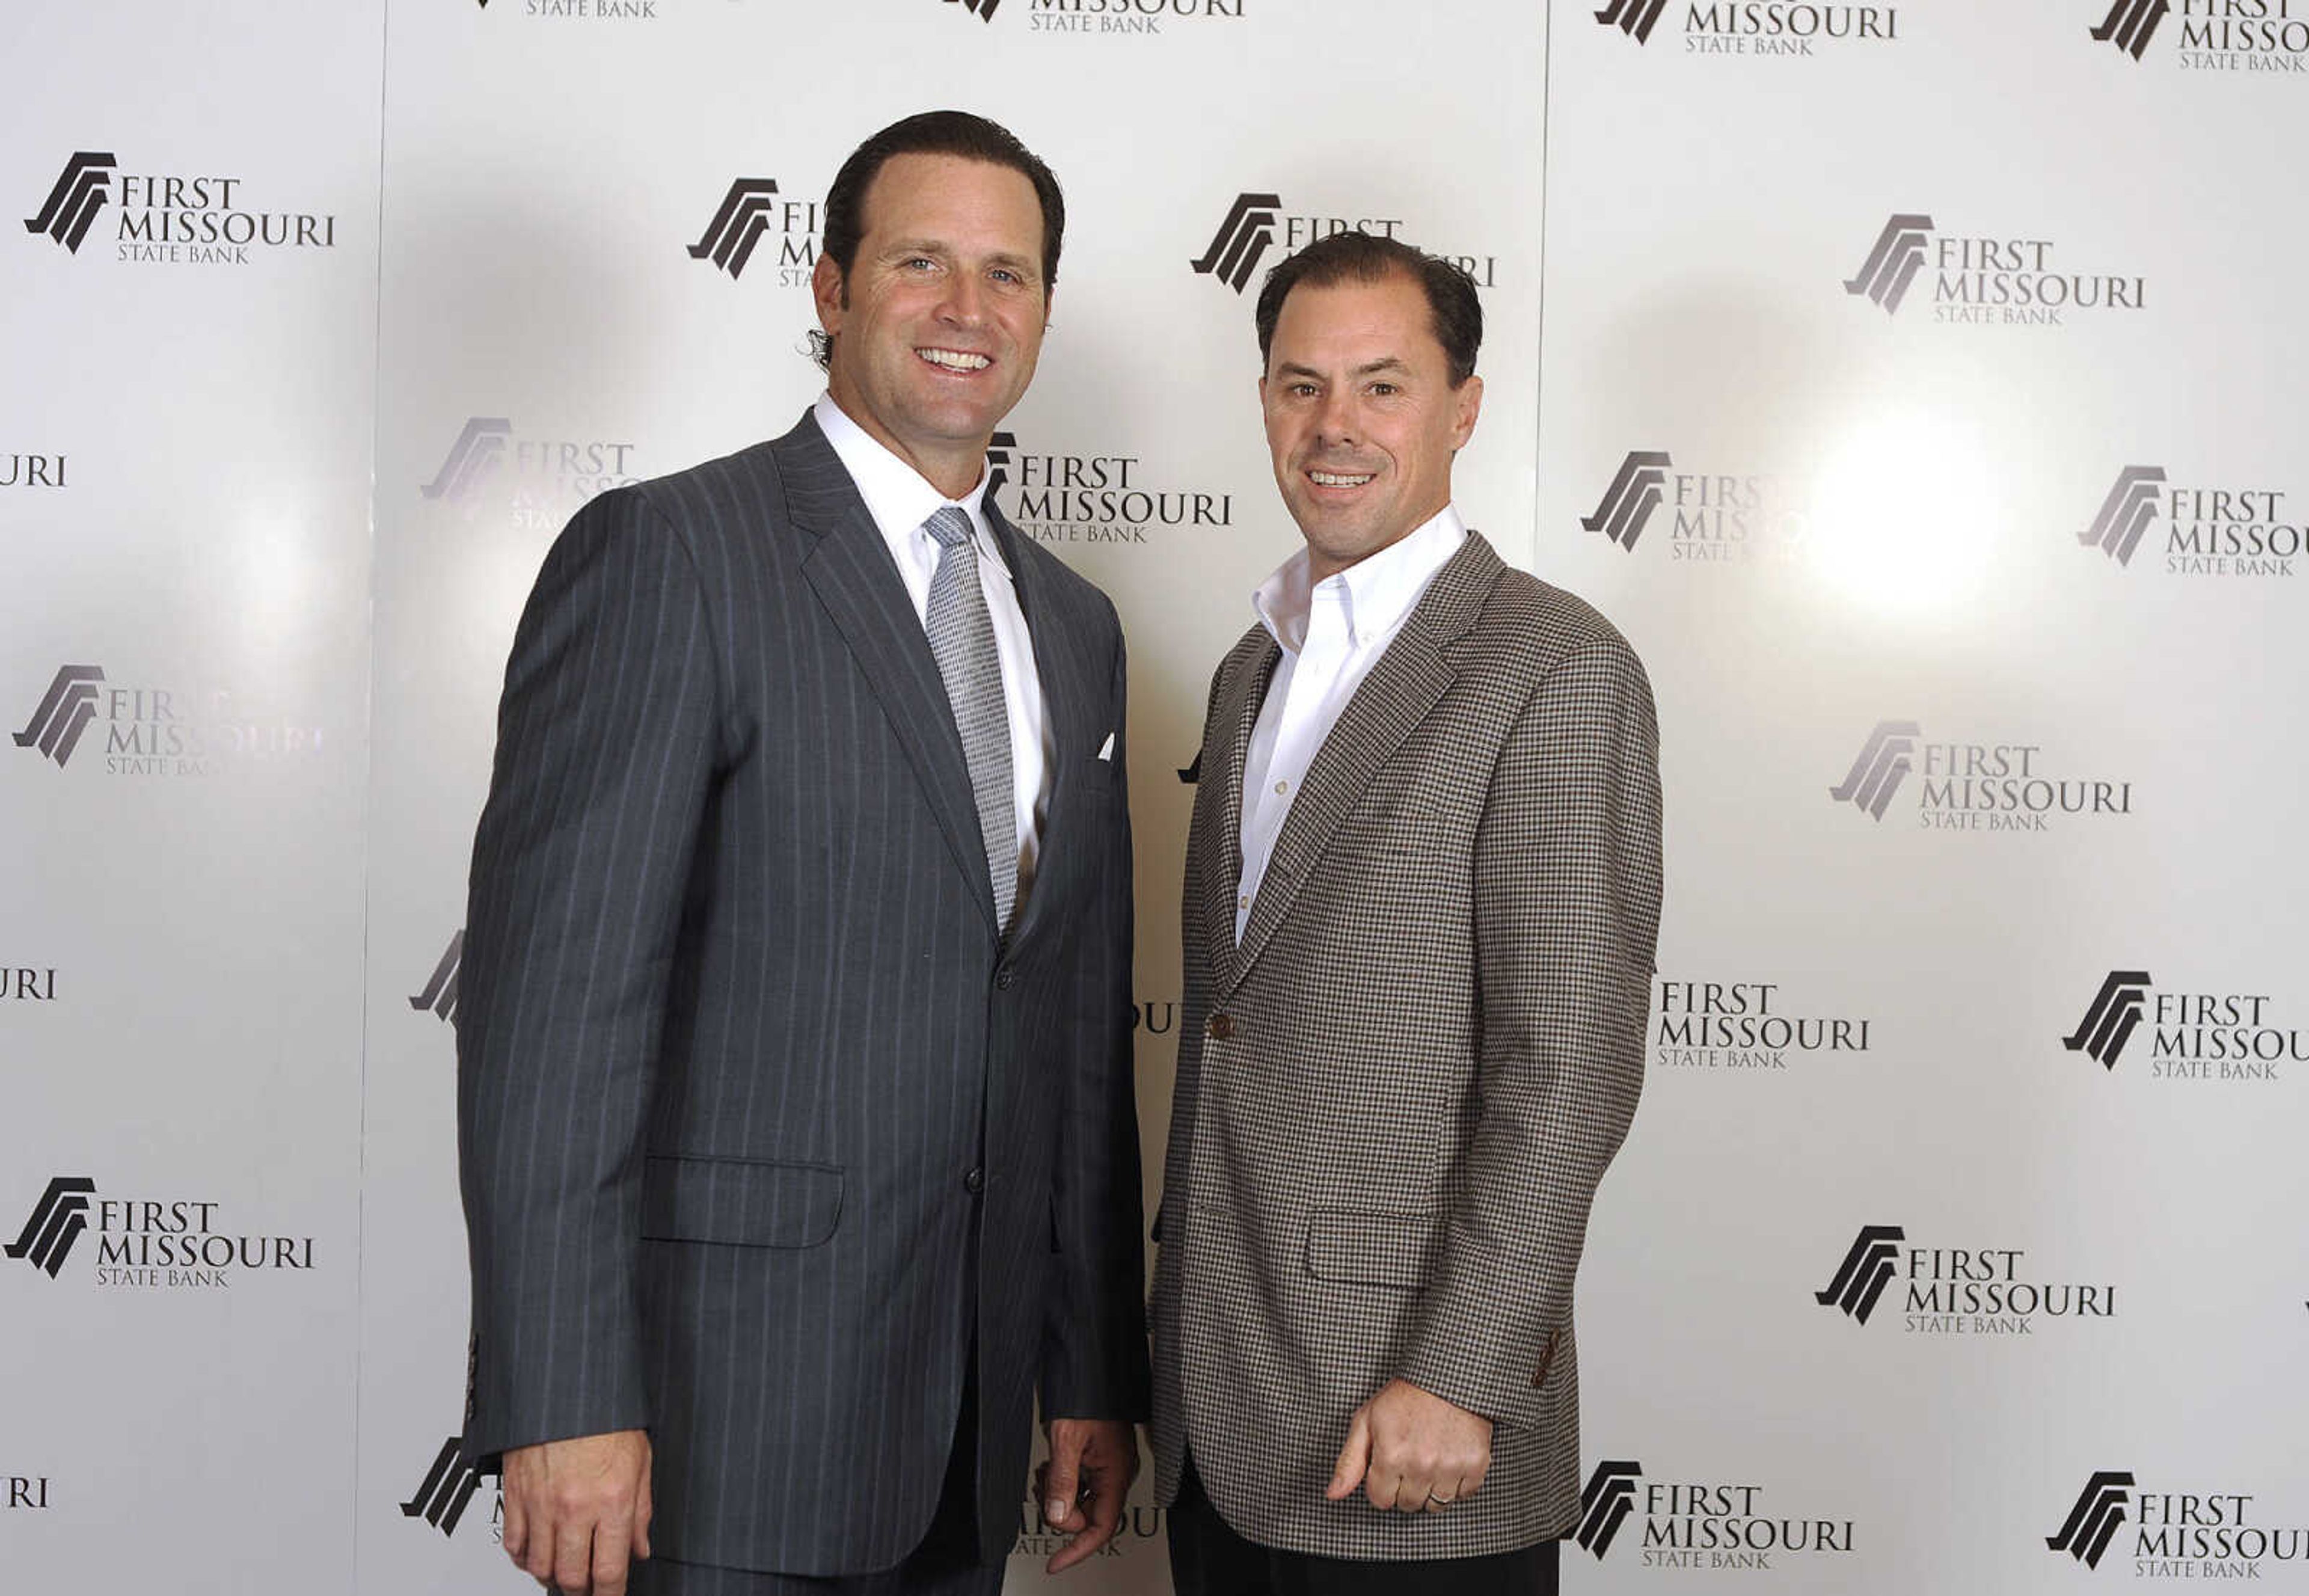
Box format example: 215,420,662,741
811,253,846,336
1451,373,1485,450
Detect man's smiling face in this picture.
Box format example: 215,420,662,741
1259,269,1482,580
815,152,1050,497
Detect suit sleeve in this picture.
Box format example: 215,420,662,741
1041,603,1153,1420
456,486,722,1460
1396,633,1663,1428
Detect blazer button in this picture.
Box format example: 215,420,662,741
963,1167,986,1195
995,968,1016,990
1207,1013,1234,1041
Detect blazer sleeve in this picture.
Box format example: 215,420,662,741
456,486,722,1460
1040,603,1153,1420
1396,631,1663,1428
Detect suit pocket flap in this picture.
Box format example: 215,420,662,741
640,1155,844,1249
1304,1208,1440,1291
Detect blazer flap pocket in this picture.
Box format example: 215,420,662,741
641,1155,844,1249
1304,1208,1440,1291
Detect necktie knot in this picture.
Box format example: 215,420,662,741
924,506,975,550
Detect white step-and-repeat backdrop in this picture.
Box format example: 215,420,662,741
5,2,2303,1592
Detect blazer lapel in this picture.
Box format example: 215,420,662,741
780,416,998,935
986,505,1082,955
1226,532,1507,990
1207,635,1279,996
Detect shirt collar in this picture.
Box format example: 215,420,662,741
1252,503,1468,654
813,391,1006,579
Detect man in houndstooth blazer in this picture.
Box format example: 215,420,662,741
1149,232,1663,1594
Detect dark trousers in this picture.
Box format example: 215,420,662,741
631,1364,1001,1596
1168,1455,1559,1596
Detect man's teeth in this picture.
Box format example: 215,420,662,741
918,349,991,371
1310,470,1375,487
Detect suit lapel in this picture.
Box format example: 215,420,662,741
781,417,998,935
1207,636,1278,995
1225,532,1506,991
987,505,1081,956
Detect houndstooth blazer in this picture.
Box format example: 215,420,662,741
1148,529,1663,1559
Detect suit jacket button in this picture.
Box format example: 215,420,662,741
963,1167,986,1195
995,968,1016,990
1207,1013,1234,1041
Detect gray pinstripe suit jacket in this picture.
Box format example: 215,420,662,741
456,412,1148,1577
1149,530,1663,1559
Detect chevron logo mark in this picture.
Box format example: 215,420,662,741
1828,720,1921,821
1595,0,1670,43
1189,192,1284,295
2049,1471,2136,1569
2080,465,2166,567
2064,970,2152,1069
410,931,465,1026
688,178,782,280
1576,1461,1644,1558
1583,451,1673,551
944,0,1002,17
1844,215,1935,314
1815,1224,1906,1324
419,419,512,502
23,153,118,254
401,1437,497,1536
13,666,108,769
5,1177,97,1278
2091,0,2169,58
987,431,1017,506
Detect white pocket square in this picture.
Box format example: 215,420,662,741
1096,732,1116,761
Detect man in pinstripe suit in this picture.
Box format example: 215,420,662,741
456,112,1147,1596
1151,231,1663,1593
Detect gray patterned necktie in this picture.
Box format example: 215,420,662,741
921,506,1017,931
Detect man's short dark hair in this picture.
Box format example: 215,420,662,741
1254,231,1483,387
808,109,1065,372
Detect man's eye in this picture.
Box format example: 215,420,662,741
1369,383,1399,397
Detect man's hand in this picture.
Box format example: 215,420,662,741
1035,1418,1139,1573
1325,1379,1492,1515
501,1429,654,1595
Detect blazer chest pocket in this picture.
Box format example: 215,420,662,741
640,1154,844,1249
1304,1208,1441,1292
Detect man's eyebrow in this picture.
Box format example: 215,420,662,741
879,239,1040,278
1271,357,1413,381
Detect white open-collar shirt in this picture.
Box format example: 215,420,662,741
814,392,1051,909
1236,505,1468,942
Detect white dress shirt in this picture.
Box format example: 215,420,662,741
814,392,1051,909
1236,506,1468,942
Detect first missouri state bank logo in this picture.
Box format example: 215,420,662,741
4,1178,96,1277
1599,0,1899,54
1574,1460,1857,1568
22,150,336,266
13,664,322,776
2048,1471,2309,1577
4,1175,317,1288
23,153,116,254
2091,0,2309,69
403,1437,500,1538
2062,969,2304,1081
1815,1224,2115,1335
686,177,822,285
1845,213,2145,324
2079,464,2301,578
1191,194,1497,296
1828,720,2133,832
411,932,464,1025
13,666,105,767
